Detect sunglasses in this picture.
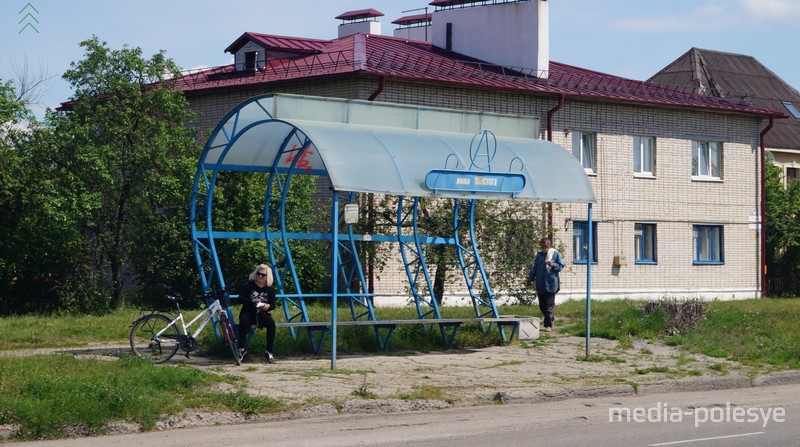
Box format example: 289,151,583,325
256,272,268,278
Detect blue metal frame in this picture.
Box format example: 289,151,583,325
337,192,375,322
572,220,598,263
585,204,593,357
692,224,725,264
634,223,657,264
453,198,514,340
396,196,442,320
265,134,311,335
190,95,596,368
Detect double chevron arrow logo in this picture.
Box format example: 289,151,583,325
18,2,40,34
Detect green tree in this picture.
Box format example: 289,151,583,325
46,36,198,309
372,195,546,306
474,201,551,304
0,80,90,315
0,122,103,314
0,79,27,123
205,171,327,297
766,163,800,286
0,79,54,314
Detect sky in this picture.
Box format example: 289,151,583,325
2,0,800,120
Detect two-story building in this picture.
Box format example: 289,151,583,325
173,0,782,303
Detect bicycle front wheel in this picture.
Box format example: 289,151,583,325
130,314,180,363
219,313,241,366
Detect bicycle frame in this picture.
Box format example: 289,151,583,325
158,299,224,341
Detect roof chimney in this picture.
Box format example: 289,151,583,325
429,0,549,77
392,12,432,42
336,9,384,38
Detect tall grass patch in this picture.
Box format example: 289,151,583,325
558,299,667,343
0,309,142,350
668,299,800,368
0,354,233,439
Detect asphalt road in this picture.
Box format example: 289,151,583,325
8,384,799,447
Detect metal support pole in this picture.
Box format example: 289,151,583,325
331,193,339,369
585,203,593,357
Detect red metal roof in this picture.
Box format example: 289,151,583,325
174,32,780,118
224,32,329,54
429,0,486,7
392,13,432,25
335,9,384,20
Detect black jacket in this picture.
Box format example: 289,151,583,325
237,280,276,321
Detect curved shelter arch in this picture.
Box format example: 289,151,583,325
191,93,595,368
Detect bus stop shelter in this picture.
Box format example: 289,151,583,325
191,93,596,368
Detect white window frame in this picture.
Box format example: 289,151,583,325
572,131,596,174
633,136,655,176
692,140,722,180
786,166,799,184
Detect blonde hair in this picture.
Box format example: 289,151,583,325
249,264,274,287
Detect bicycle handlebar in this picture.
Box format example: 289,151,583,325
163,289,230,308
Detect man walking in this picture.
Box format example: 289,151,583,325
528,237,564,332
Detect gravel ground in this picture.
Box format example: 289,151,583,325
5,331,798,438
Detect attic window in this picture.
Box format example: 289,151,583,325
244,51,258,71
787,167,799,183
782,101,800,120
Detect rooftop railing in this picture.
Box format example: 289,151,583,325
172,48,768,112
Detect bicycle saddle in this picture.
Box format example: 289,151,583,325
164,294,183,303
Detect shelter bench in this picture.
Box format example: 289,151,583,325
275,317,525,354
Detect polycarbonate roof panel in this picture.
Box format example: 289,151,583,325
201,94,595,203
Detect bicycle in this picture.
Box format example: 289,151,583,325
129,290,241,365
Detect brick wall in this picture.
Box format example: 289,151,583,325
186,76,764,302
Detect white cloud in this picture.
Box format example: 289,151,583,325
609,0,800,32
741,0,800,23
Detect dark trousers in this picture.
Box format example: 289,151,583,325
238,311,276,352
537,291,556,328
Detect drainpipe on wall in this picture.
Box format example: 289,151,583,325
546,93,566,234
368,75,386,101
547,93,566,142
759,116,774,298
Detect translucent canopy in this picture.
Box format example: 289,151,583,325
200,93,595,203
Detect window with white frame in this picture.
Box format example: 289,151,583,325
634,136,655,175
572,131,596,173
634,223,656,263
693,225,724,264
787,167,798,184
692,140,722,179
573,221,598,263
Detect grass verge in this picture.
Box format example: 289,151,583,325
0,353,281,440
558,298,800,370
2,298,800,440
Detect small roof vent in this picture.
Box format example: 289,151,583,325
392,12,432,42
392,13,432,26
336,8,384,21
336,8,384,38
